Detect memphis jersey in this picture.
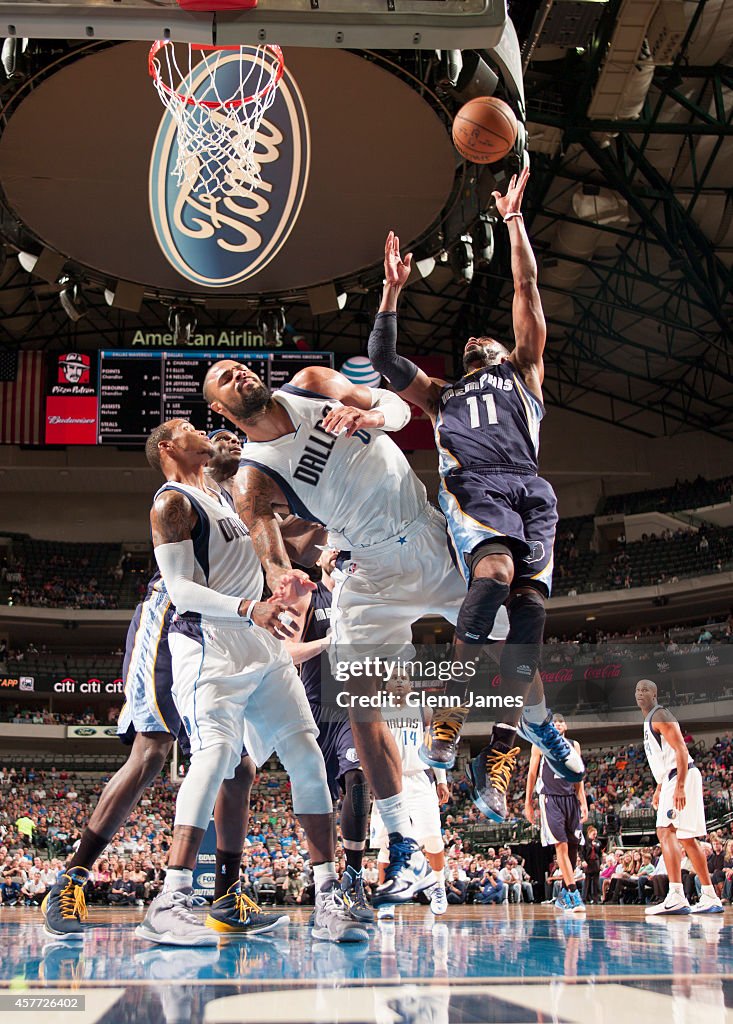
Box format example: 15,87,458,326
381,702,428,776
239,385,427,548
156,481,263,623
644,704,691,784
435,361,544,474
537,753,576,797
300,582,332,704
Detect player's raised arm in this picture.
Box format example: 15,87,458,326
366,231,445,419
230,464,315,599
289,363,412,439
494,168,546,391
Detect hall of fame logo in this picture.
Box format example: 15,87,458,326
149,50,310,288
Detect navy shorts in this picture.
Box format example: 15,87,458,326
539,794,583,847
439,469,558,595
117,592,190,756
312,704,362,800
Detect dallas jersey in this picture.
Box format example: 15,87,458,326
239,384,427,548
644,704,693,783
380,702,429,776
435,361,543,474
157,480,263,626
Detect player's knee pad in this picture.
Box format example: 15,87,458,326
501,589,546,682
456,577,510,644
345,771,370,817
175,743,237,830
422,836,444,856
277,731,333,816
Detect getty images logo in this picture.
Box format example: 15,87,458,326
149,50,310,288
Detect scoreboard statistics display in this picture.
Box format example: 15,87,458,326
45,350,334,445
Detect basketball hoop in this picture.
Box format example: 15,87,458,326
148,41,284,196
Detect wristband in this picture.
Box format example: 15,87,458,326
243,600,257,622
504,212,523,223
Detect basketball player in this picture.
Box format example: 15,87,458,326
201,358,507,904
284,547,373,924
42,429,280,940
367,167,584,821
525,713,587,913
369,673,449,918
134,419,368,945
636,678,723,916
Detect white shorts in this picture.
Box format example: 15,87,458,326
330,504,508,665
168,618,317,769
370,771,442,846
656,765,706,839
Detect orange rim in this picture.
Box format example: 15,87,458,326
148,40,284,109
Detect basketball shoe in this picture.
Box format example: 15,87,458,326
41,868,90,940
312,882,369,943
372,833,432,906
425,880,448,916
136,888,219,946
517,712,585,783
205,884,289,935
554,889,574,912
465,742,520,821
645,891,691,916
340,867,374,924
690,892,724,914
568,889,586,914
419,706,470,770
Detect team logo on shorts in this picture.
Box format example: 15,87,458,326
526,541,546,565
345,747,359,763
346,562,358,575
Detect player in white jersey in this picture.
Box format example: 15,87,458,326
202,359,497,905
137,419,369,946
636,679,723,916
369,674,449,917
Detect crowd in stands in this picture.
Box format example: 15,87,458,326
599,474,733,518
1,733,732,909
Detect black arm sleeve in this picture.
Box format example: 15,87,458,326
367,311,419,392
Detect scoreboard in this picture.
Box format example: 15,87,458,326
44,350,333,445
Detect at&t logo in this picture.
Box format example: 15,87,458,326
149,49,310,287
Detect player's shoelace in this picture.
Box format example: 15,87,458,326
233,891,266,922
431,707,469,744
58,878,88,922
167,890,204,926
345,875,370,911
321,886,352,919
535,720,572,762
485,746,520,793
384,837,416,881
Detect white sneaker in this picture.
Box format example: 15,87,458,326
312,884,369,943
426,883,448,916
690,893,724,914
373,833,432,906
645,891,691,916
135,889,219,946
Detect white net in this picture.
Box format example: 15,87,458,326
149,42,283,197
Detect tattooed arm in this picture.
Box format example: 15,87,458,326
229,466,314,596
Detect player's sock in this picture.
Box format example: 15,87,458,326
429,870,444,886
491,723,518,748
669,882,684,897
375,794,414,839
68,828,110,872
568,884,577,892
214,849,243,900
164,867,193,893
701,885,716,899
343,842,365,873
522,698,548,724
313,862,338,891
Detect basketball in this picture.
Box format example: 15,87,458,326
452,96,518,164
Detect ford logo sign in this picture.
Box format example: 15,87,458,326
149,49,310,287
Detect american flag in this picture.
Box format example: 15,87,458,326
0,349,45,445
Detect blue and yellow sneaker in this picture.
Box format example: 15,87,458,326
418,706,470,770
204,884,289,936
465,742,520,821
517,712,584,783
340,866,374,924
41,868,90,940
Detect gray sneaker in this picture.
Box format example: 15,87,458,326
312,884,369,944
135,888,219,947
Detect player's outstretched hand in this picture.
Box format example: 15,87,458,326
269,569,316,606
492,165,530,220
250,601,299,639
384,230,412,290
523,801,535,826
322,405,383,437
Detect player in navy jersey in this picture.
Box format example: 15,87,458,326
368,167,584,822
524,714,587,913
284,548,372,924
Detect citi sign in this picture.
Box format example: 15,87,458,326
149,50,310,287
